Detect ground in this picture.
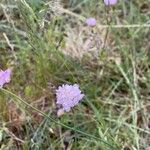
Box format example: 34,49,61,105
0,0,150,150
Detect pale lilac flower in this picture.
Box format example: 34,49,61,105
0,68,12,88
104,0,118,6
56,84,84,112
86,18,96,27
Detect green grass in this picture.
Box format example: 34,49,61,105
0,0,150,149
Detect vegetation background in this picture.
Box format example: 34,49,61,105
0,0,150,149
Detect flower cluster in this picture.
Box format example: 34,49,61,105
0,0,118,114
56,84,84,112
86,1,117,27
0,68,12,88
86,18,97,27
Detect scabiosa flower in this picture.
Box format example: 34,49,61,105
104,0,118,6
56,84,84,112
86,17,97,27
0,68,12,88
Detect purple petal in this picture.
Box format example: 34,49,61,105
86,18,96,27
56,84,84,112
104,0,118,6
0,68,12,88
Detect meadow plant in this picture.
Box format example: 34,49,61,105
0,69,12,88
56,84,84,112
86,17,97,26
0,0,149,149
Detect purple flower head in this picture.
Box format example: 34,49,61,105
56,84,84,112
86,18,96,27
0,68,12,88
104,0,118,6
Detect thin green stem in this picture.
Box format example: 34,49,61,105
0,88,118,150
